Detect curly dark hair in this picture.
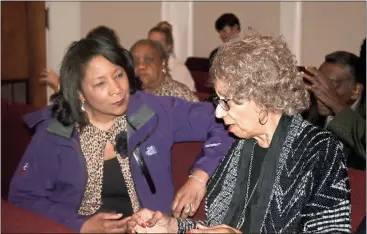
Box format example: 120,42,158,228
50,36,141,127
210,30,310,116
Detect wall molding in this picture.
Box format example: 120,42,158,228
280,2,303,64
161,1,193,62
46,1,82,102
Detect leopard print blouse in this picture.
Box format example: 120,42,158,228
77,115,140,216
153,75,199,102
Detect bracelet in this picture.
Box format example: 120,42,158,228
177,217,196,234
189,175,206,184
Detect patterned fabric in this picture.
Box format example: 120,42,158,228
77,115,140,216
153,75,199,102
177,114,351,233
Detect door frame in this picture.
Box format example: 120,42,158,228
26,1,47,107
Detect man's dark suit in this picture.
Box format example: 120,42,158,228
304,98,366,170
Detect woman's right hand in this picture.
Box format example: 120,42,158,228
39,69,60,92
80,212,131,233
127,208,178,233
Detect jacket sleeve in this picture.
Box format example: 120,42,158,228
177,219,209,233
327,107,366,160
301,135,351,233
163,97,233,176
8,129,86,232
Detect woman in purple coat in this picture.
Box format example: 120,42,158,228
8,36,232,233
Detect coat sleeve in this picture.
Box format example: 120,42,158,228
8,129,86,232
162,96,233,177
327,107,366,160
301,135,351,233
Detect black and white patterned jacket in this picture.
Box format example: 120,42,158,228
178,114,351,233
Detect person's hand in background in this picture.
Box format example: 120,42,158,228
40,69,60,93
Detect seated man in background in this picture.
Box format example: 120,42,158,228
353,38,366,234
209,13,240,68
303,45,366,170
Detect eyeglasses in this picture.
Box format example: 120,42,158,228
213,95,231,111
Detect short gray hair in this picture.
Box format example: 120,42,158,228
210,30,310,116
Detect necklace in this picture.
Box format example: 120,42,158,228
236,142,259,229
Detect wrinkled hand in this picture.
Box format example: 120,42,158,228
172,170,208,218
126,208,177,233
80,212,131,233
189,224,242,233
302,66,346,114
39,69,60,92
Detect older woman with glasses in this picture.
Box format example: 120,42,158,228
126,31,351,233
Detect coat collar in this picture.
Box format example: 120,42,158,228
249,114,293,232
23,105,52,129
42,91,158,154
126,91,158,155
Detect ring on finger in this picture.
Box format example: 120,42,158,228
184,203,193,214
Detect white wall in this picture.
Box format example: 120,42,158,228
280,2,303,64
161,2,193,62
301,2,366,66
81,2,161,50
46,1,82,101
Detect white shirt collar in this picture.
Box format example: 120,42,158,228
324,97,361,128
351,96,361,111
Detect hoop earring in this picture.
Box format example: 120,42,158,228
81,101,86,112
258,109,268,125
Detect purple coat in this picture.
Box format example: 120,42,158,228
8,91,233,231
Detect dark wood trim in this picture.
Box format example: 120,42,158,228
1,2,29,82
26,1,47,108
1,79,28,84
1,80,30,104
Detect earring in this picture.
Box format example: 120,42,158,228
258,109,268,125
81,101,86,112
162,67,166,74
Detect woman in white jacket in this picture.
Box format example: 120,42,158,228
148,21,196,92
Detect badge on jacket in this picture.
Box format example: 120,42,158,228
145,145,157,156
21,162,29,174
